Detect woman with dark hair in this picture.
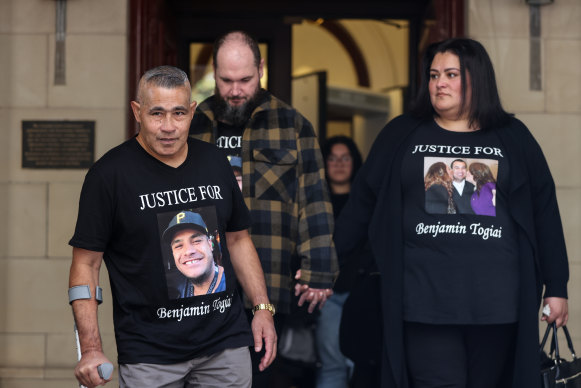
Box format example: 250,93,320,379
316,136,366,388
468,162,497,216
320,136,363,215
334,38,569,388
424,161,457,214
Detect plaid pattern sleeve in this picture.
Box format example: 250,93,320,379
293,113,339,289
190,92,338,313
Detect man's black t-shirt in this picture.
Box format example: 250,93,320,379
216,121,243,158
401,120,519,324
216,122,244,190
70,137,252,364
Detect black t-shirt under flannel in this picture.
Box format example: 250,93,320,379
216,121,243,159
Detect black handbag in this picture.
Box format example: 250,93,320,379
539,322,581,388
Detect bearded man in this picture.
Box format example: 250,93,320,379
189,30,338,387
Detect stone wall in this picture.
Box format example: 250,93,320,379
0,0,127,385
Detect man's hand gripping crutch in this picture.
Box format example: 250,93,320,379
74,323,113,387
69,248,114,388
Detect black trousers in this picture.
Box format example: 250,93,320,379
404,322,517,388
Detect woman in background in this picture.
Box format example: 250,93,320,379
316,136,362,388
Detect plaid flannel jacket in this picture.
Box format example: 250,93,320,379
190,91,338,313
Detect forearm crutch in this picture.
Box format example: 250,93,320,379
69,285,114,386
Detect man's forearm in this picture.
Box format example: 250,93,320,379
226,230,270,306
72,300,104,355
69,247,105,355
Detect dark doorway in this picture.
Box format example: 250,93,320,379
128,0,464,136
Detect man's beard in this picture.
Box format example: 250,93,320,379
215,86,263,127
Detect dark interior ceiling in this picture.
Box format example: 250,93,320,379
168,0,431,20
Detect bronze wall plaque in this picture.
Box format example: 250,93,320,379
22,121,95,169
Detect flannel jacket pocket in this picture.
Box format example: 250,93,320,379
252,148,298,203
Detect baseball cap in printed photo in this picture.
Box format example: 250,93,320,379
162,211,209,243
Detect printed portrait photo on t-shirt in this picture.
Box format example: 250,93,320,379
157,206,227,300
423,156,498,216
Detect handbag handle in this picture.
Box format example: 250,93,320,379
562,325,577,358
539,322,578,359
539,322,560,359
539,322,555,355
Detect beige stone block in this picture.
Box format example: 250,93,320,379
46,334,77,368
468,0,529,39
44,365,78,382
4,183,47,257
0,0,54,34
0,375,121,388
544,0,581,39
0,35,48,108
0,259,120,336
545,40,581,113
46,332,117,368
0,377,81,388
478,38,545,113
48,34,127,109
6,108,126,183
44,367,81,379
0,259,70,333
0,111,10,183
0,367,44,380
68,0,127,34
48,183,82,258
518,113,581,187
0,36,9,108
555,188,581,267
0,334,45,367
0,367,43,379
0,184,8,257
563,262,581,352
0,256,115,352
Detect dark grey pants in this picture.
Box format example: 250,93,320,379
119,347,252,388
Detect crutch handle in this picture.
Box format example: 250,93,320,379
79,363,114,388
97,363,114,380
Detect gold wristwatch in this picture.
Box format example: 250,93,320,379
252,303,276,316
